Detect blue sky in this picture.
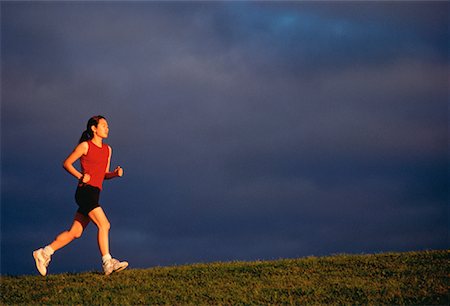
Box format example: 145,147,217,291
1,1,448,275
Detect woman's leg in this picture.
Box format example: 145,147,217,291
88,207,128,275
50,212,90,251
88,207,111,256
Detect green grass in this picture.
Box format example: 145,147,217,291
1,250,448,305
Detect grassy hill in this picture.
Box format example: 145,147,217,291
1,250,448,305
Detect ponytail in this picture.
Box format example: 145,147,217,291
78,115,106,144
78,129,92,144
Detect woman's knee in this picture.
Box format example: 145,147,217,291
97,219,110,231
104,219,111,231
69,213,89,239
70,228,83,239
88,207,111,231
105,220,111,231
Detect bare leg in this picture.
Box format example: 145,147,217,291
88,207,111,256
50,212,90,251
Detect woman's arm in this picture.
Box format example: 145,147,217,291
104,145,123,180
104,166,123,180
63,141,90,182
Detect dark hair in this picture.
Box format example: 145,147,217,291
78,115,106,144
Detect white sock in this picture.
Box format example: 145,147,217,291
102,254,112,264
43,245,54,256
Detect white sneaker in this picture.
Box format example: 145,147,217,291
103,258,128,275
33,248,51,276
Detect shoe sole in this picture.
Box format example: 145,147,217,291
32,251,47,276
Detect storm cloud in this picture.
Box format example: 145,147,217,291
1,1,448,275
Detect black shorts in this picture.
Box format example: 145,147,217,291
75,184,101,216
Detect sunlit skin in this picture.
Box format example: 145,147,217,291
50,118,123,256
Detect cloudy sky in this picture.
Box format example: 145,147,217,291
1,1,448,275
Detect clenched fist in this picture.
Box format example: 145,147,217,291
114,166,124,177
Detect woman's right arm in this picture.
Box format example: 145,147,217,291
63,142,89,181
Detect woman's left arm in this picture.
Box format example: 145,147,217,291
105,145,124,180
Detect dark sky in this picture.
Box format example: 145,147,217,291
1,1,448,275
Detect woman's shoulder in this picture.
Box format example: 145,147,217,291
75,141,89,155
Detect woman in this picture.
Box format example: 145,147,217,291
33,115,128,276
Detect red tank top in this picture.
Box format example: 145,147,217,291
80,140,109,190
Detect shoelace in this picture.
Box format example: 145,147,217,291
110,259,120,268
103,259,116,268
43,256,51,267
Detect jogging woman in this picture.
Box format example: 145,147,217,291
33,115,128,276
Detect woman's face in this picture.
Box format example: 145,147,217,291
92,118,109,139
